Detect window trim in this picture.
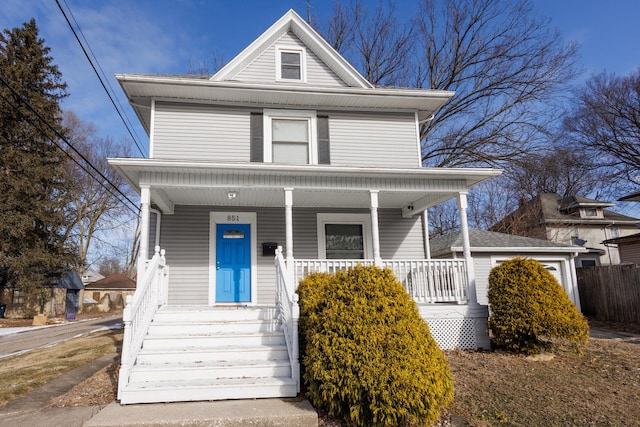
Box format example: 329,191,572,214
317,213,373,260
275,46,306,82
263,109,317,164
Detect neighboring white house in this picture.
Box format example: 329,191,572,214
110,9,501,404
430,229,587,310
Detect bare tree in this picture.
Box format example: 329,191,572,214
98,257,123,277
565,69,640,182
61,111,135,274
506,146,620,200
318,0,414,86
414,0,579,167
319,0,579,168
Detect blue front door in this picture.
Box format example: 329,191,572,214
215,223,251,302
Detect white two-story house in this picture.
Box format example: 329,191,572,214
110,9,501,404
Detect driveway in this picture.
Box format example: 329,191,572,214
590,326,640,345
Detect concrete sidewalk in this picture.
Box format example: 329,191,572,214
86,399,318,427
0,353,318,427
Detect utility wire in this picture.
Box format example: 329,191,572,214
55,0,147,158
0,75,140,216
60,0,144,149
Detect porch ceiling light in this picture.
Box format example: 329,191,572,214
227,191,237,200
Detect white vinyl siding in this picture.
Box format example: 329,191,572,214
234,32,347,87
160,206,425,305
162,206,211,305
471,256,493,306
328,112,420,168
153,103,250,161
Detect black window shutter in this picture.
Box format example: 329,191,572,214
317,115,330,165
250,112,263,162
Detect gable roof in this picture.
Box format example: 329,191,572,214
211,9,372,88
85,273,136,290
430,229,585,257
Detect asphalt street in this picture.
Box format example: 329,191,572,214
0,314,122,358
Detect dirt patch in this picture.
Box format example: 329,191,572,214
48,360,120,408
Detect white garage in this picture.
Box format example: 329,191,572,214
430,229,588,310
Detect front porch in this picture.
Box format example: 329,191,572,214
111,160,499,404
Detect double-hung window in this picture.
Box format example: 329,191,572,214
276,47,306,82
264,109,317,164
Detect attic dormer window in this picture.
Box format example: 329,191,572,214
584,208,598,217
276,47,306,82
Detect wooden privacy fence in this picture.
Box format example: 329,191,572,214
577,265,640,322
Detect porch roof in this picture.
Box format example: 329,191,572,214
109,158,501,215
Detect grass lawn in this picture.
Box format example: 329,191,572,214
0,329,122,406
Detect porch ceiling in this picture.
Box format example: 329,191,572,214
109,158,502,214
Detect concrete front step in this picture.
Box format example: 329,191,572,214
147,319,281,335
129,359,292,382
120,377,298,404
136,344,289,364
141,331,286,349
153,306,278,323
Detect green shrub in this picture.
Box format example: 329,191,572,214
488,257,589,353
297,265,453,426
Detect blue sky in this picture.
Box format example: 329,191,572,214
1,0,639,155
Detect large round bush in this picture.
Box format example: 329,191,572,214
488,257,589,353
297,265,453,426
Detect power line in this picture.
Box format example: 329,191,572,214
55,0,147,158
60,0,145,150
0,75,140,216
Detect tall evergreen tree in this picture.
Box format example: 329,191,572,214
0,19,77,294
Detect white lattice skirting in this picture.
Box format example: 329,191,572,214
419,304,490,350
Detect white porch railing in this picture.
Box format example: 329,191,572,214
293,259,468,304
274,247,301,393
118,246,169,399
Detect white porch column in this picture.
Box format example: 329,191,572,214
138,185,151,278
370,190,382,266
284,188,294,265
457,192,477,304
422,210,431,259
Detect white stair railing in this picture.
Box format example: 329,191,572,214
118,246,168,399
274,247,300,393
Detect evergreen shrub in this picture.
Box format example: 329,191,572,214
297,265,453,426
488,257,589,353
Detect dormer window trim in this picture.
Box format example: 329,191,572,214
276,46,306,82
